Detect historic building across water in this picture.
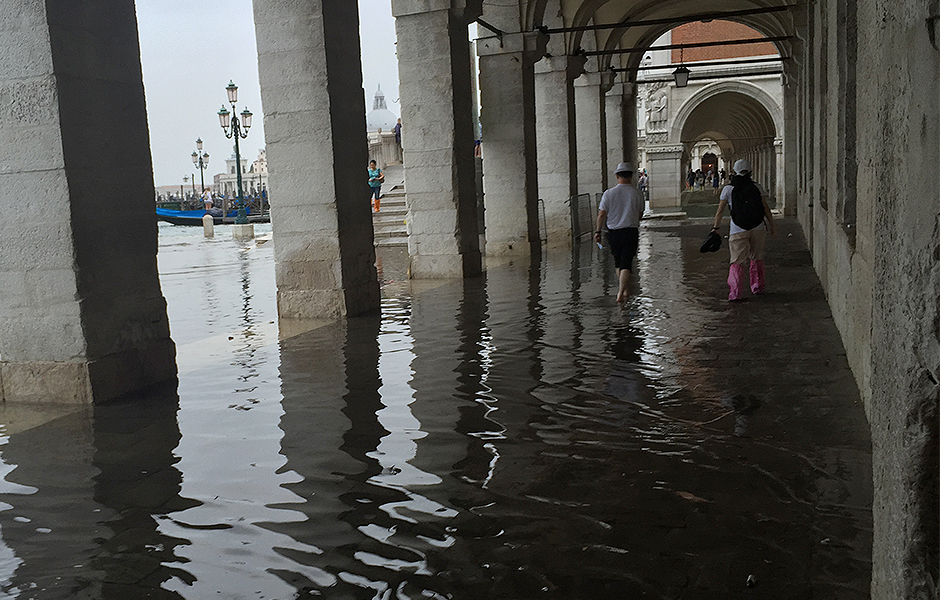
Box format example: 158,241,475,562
214,148,268,200
0,1,936,596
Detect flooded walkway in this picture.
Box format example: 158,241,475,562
0,219,871,599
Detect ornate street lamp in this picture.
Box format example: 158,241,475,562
218,80,253,224
192,137,210,195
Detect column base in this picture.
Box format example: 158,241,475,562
485,239,538,258
409,253,483,279
233,224,255,240
0,339,177,404
278,289,344,320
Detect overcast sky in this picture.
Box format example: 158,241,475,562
136,0,400,187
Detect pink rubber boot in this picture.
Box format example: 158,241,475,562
728,263,746,301
749,259,765,294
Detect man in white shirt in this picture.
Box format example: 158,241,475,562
594,162,645,304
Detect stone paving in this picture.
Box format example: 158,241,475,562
0,217,871,599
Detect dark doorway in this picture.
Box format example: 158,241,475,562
702,152,718,175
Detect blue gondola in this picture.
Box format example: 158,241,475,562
156,207,270,226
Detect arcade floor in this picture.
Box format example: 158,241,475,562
0,218,871,599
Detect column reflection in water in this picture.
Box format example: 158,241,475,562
268,317,392,596
157,240,312,599
267,277,513,598
0,389,196,598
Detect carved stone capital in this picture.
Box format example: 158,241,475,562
535,54,586,83
476,31,548,67
392,0,482,21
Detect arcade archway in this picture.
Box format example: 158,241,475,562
672,81,782,204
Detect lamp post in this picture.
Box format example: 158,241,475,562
192,138,210,193
218,81,253,225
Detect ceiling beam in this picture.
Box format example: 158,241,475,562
619,56,789,72
635,68,783,84
538,5,795,35
681,136,777,143
585,35,791,57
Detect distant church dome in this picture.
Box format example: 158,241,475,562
366,85,398,132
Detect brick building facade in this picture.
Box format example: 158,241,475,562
671,21,777,62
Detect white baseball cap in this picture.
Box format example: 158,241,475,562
733,159,751,174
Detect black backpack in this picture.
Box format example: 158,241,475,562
729,175,765,230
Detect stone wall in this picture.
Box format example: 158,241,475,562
797,0,939,594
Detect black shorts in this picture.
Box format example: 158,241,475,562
606,227,639,271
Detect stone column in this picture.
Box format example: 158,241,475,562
534,55,586,245
605,83,627,188
623,84,639,171
477,32,546,256
646,147,684,212
393,0,483,278
253,0,380,319
0,0,176,403
782,73,800,217
775,140,786,210
574,70,611,196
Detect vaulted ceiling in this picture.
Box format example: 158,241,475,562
483,0,799,75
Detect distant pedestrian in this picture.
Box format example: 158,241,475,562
686,167,695,190
201,188,213,210
637,170,649,204
594,162,645,304
368,159,384,212
394,118,402,147
712,159,776,301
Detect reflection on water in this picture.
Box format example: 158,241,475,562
0,221,872,599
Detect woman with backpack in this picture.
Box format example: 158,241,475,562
711,159,776,301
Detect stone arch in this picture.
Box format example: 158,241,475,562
581,2,796,68
670,80,783,148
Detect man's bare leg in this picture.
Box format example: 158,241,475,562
616,268,630,303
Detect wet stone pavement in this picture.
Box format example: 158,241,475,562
0,218,871,599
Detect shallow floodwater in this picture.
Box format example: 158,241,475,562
0,220,871,599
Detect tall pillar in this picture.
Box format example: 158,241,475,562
775,140,785,209
535,55,586,245
623,83,639,171
605,83,627,188
393,0,483,278
646,147,684,212
574,70,611,196
782,72,800,217
254,0,380,319
477,32,546,256
0,0,176,403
